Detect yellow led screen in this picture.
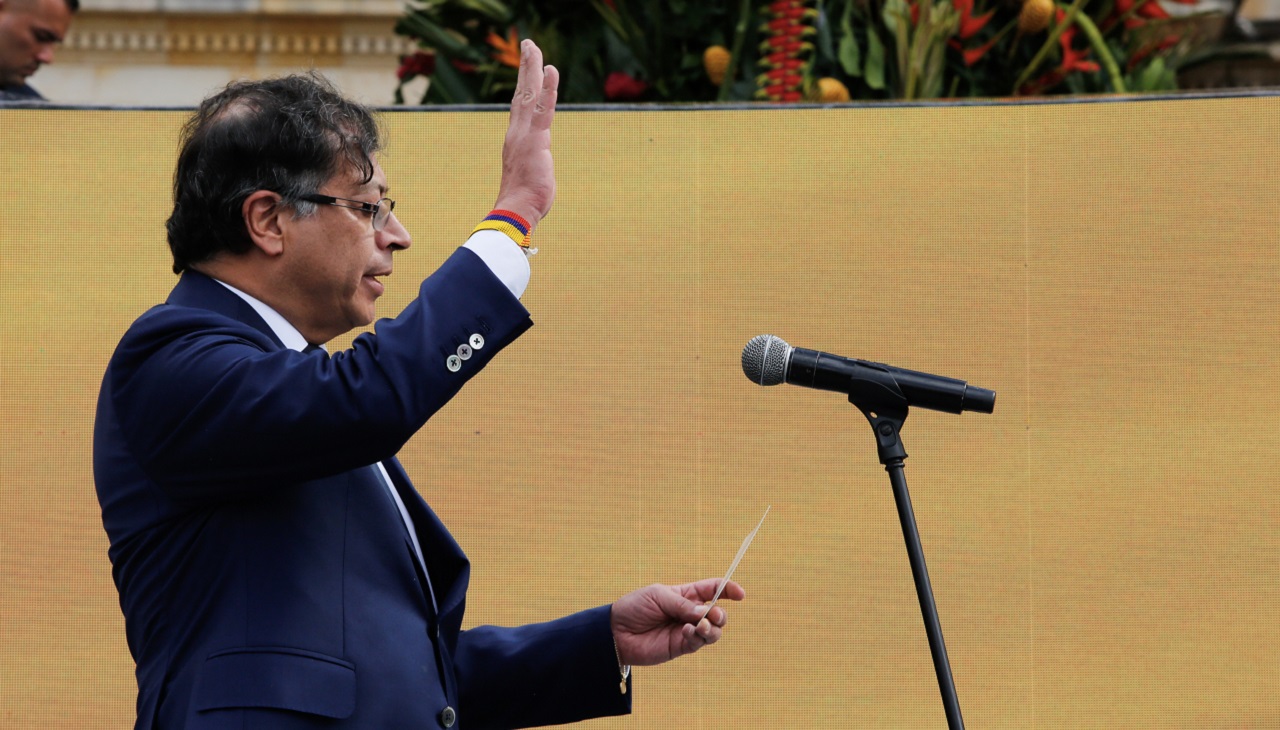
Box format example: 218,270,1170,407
2,96,1278,728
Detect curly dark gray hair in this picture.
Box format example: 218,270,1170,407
165,73,382,274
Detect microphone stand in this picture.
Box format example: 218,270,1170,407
847,377,965,730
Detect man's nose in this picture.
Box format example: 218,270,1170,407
379,212,412,252
36,45,56,65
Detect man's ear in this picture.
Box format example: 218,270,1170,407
242,190,286,257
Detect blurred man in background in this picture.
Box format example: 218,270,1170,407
0,0,76,101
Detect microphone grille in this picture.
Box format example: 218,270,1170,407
742,334,790,386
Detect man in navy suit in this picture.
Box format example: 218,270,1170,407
94,41,744,729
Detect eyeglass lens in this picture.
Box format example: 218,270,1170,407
373,199,394,231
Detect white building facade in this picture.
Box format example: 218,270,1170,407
31,0,417,106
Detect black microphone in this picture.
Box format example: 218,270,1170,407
741,334,996,415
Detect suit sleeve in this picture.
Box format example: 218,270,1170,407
104,248,532,501
453,605,632,729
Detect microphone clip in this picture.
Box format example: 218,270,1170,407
847,375,909,465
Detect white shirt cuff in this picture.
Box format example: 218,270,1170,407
464,229,531,299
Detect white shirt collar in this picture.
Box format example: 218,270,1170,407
212,279,320,353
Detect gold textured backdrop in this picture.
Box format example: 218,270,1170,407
1,97,1277,728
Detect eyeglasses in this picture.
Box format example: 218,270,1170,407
299,194,396,231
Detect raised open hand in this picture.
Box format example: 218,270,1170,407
492,39,559,231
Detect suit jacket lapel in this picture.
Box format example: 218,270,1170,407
382,457,471,624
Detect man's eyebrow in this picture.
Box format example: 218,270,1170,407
34,28,64,43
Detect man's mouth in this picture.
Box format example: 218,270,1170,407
363,271,390,295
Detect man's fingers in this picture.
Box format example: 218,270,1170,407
695,616,723,636
681,578,745,603
532,65,559,131
519,40,544,95
511,40,544,123
511,41,557,134
708,605,729,627
681,618,721,653
681,578,721,601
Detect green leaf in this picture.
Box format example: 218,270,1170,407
922,40,947,98
882,0,910,94
920,3,957,97
865,29,886,90
882,0,901,35
427,55,478,104
715,0,755,102
838,0,861,77
453,0,511,22
838,34,862,77
1135,56,1175,91
590,0,630,41
882,0,911,80
816,4,836,60
398,14,486,64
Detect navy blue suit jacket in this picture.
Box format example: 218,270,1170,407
94,248,631,729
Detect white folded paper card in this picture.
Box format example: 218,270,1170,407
705,505,770,615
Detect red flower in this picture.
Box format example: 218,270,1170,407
1112,0,1170,30
1058,27,1100,74
949,35,1000,66
947,0,999,66
1020,11,1099,94
1138,0,1171,19
758,83,805,101
953,0,996,40
397,51,436,80
604,71,649,100
760,38,812,54
1051,10,1098,73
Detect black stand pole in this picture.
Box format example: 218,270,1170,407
849,377,965,730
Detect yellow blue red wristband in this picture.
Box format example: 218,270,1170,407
472,209,532,249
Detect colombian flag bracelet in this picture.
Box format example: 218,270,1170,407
471,209,533,250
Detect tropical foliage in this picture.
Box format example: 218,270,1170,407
394,0,1223,102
